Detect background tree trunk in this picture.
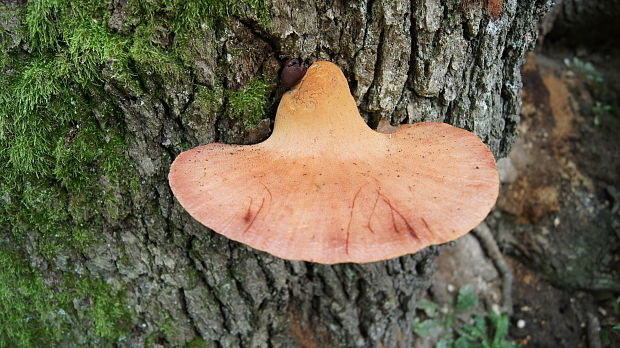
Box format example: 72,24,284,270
541,0,620,48
0,0,548,346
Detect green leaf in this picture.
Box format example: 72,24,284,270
418,299,442,318
455,285,478,315
491,311,510,347
457,315,490,347
413,318,442,337
601,328,610,345
454,335,476,348
474,314,488,334
437,334,454,348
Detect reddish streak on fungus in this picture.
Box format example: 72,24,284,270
366,193,380,234
379,192,419,240
421,217,433,235
260,182,273,214
243,197,265,234
345,186,364,255
244,197,254,223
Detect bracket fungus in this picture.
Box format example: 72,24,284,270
169,61,499,264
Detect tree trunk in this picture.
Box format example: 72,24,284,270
0,0,548,347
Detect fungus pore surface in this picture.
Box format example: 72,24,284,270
169,61,499,264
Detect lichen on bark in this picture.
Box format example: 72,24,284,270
0,0,549,346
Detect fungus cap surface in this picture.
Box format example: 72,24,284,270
169,61,499,264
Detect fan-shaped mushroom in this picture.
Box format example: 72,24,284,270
169,61,499,264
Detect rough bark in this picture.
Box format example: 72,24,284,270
0,0,549,346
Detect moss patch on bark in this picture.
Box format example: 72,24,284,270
0,0,270,345
0,249,132,346
227,77,272,129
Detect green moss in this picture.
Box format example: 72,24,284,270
196,82,225,104
194,83,225,121
63,13,129,85
0,0,139,248
72,277,133,340
0,249,132,347
126,0,271,80
129,0,270,35
186,335,207,348
228,77,272,129
3,0,278,260
129,25,186,82
161,312,178,342
26,0,67,52
0,249,61,347
244,0,271,25
0,53,135,256
142,310,183,347
193,78,273,131
1,2,138,343
1,0,272,344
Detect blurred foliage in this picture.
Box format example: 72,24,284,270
413,285,520,348
564,57,616,126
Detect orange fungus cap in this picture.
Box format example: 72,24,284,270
168,61,499,264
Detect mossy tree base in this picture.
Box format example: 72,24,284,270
0,0,548,346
